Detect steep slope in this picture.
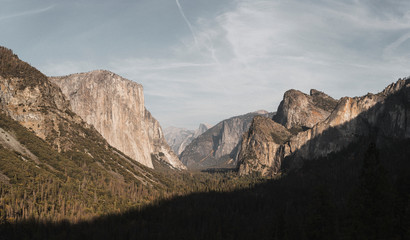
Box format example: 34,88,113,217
164,123,211,156
0,48,82,151
289,79,410,166
180,110,273,170
238,116,292,176
50,71,185,170
0,46,173,221
238,78,410,176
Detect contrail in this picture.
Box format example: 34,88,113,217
175,0,198,46
0,5,54,21
175,0,220,65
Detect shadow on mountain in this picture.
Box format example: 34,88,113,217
281,79,410,174
2,84,410,240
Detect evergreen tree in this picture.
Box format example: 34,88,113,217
305,185,337,240
346,143,395,239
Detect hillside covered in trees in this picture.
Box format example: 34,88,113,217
2,138,410,239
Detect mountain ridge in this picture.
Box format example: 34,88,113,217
238,77,410,176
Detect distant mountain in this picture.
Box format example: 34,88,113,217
164,123,211,156
180,110,274,170
0,46,173,221
50,70,185,170
238,78,410,176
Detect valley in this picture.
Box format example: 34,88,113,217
0,46,410,239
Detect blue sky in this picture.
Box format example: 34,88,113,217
1,0,409,129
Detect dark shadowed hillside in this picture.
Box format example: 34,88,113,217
2,138,410,240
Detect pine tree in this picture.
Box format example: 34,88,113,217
346,143,395,239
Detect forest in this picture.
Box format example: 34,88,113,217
1,137,410,239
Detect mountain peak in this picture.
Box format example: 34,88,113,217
252,110,269,115
382,77,410,96
274,88,337,129
309,89,332,99
56,69,143,89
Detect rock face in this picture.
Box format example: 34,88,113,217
238,116,292,176
0,47,85,151
273,89,338,130
164,123,211,156
50,70,185,170
180,110,273,170
238,78,410,176
289,79,410,165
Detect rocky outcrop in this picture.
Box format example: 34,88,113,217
238,116,292,176
273,89,338,130
238,78,410,176
50,70,185,170
144,109,185,169
289,79,410,165
180,110,273,170
164,123,211,156
0,47,85,151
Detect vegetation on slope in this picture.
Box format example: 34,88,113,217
0,46,47,89
0,111,269,224
0,47,270,225
0,113,155,222
1,139,409,239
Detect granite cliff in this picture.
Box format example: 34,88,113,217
0,46,195,221
238,116,292,176
273,89,338,130
180,110,273,170
289,79,410,165
238,78,410,176
50,70,185,170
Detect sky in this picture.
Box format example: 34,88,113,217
0,0,409,129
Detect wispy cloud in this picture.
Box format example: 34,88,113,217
38,0,410,129
383,32,410,64
0,5,54,21
149,0,408,128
